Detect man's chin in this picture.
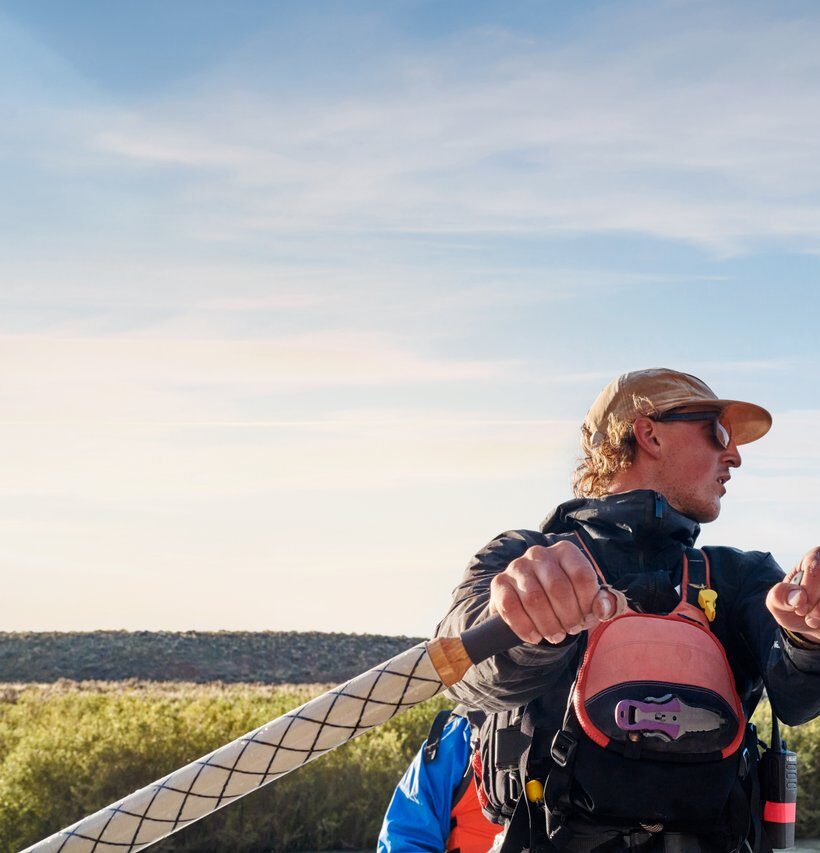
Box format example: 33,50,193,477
692,500,721,524
669,496,721,524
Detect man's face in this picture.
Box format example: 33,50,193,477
651,409,742,523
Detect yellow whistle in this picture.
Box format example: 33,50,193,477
525,779,544,803
697,588,718,622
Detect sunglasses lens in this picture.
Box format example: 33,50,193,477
715,420,731,448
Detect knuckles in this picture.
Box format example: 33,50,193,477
522,544,553,561
801,546,820,569
490,573,513,595
523,540,575,562
501,541,596,596
520,588,546,608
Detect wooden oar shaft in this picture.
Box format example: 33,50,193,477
24,617,520,853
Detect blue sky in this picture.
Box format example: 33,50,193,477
1,1,819,635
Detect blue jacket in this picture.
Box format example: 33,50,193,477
378,715,473,852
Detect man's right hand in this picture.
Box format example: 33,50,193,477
489,540,623,645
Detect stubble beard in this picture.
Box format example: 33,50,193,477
666,486,722,524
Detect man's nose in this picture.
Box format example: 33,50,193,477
723,441,742,469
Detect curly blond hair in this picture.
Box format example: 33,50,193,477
572,396,658,498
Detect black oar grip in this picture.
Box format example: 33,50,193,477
460,614,523,665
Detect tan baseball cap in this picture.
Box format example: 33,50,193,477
584,368,772,447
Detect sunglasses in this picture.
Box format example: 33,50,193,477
653,410,732,450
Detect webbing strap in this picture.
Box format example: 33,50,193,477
683,548,711,608
572,531,607,584
423,709,453,764
450,748,477,807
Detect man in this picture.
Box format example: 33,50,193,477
435,368,820,853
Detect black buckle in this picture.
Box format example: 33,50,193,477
550,730,577,768
495,727,532,770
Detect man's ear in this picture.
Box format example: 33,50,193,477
632,416,663,459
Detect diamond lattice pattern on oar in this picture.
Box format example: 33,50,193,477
26,643,443,853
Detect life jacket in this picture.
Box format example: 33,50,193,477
478,531,769,852
424,709,504,853
542,532,748,836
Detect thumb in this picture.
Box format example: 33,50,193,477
767,575,808,619
592,587,627,622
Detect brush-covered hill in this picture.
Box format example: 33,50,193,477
0,630,427,684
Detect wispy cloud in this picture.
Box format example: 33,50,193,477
0,256,722,348
0,413,578,503
64,2,820,252
0,331,516,425
7,2,820,258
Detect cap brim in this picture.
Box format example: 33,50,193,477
718,401,772,445
668,398,772,445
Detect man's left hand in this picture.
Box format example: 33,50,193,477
766,546,820,645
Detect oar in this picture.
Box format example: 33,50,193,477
23,617,521,852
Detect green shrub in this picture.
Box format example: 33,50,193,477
0,682,450,852
2,684,818,851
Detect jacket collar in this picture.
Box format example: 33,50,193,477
540,489,700,549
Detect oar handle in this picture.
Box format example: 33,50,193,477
461,614,522,664
427,614,523,687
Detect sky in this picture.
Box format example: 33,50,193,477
1,0,819,637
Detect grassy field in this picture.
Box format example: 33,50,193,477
1,681,817,852
0,681,450,851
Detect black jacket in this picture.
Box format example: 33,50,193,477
435,490,820,728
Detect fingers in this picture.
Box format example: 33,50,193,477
767,547,820,640
545,541,599,605
767,581,820,640
491,558,570,644
766,581,803,624
490,571,554,644
788,549,820,626
793,548,820,623
489,541,607,645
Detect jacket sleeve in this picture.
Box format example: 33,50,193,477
723,548,820,726
434,530,580,712
377,717,472,853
